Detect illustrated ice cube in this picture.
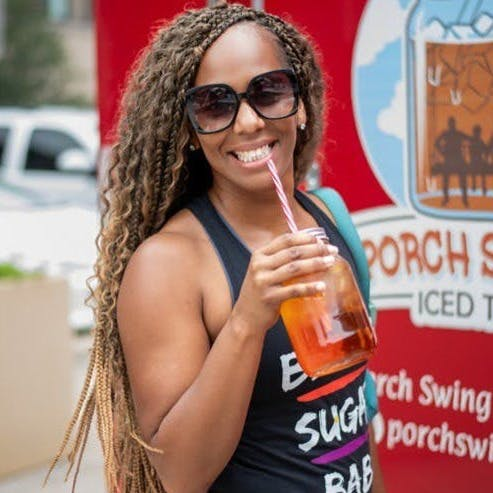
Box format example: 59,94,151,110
444,28,461,41
422,18,446,40
467,60,492,98
436,44,461,80
460,86,488,113
474,13,493,36
450,24,477,40
485,47,493,78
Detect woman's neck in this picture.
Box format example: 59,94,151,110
209,182,293,223
207,182,317,250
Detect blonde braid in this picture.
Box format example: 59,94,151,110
43,344,95,485
69,391,95,492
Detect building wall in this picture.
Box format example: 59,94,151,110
56,20,95,104
48,0,95,104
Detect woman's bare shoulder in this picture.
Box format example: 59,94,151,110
117,208,209,332
125,208,205,277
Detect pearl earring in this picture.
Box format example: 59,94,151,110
299,123,306,131
189,143,197,151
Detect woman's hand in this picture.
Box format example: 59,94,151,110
231,231,338,335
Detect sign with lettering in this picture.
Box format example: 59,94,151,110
349,1,492,491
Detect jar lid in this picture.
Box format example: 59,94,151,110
300,227,328,241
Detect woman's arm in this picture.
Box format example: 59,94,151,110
369,423,386,493
117,229,334,493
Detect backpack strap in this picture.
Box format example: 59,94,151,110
310,187,379,422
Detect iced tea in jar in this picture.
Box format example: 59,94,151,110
279,227,377,377
406,0,493,219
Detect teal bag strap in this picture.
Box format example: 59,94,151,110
363,370,378,423
310,187,379,422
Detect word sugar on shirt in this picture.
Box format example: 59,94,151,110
295,385,367,452
280,352,371,493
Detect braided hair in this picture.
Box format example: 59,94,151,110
47,3,326,492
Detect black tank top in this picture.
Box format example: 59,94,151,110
187,190,373,493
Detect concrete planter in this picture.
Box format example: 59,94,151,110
0,277,72,477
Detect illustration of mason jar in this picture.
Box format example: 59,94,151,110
405,0,493,219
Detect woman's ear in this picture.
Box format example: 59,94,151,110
188,132,201,151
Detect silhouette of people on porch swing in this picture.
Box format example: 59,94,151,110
469,124,488,197
433,117,469,207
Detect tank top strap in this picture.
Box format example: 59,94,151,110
294,189,339,233
187,191,359,303
187,194,250,302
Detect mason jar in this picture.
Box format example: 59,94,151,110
279,227,377,377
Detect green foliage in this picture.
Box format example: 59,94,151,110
0,0,83,106
0,262,41,280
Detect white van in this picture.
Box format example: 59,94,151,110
0,106,98,207
0,107,100,330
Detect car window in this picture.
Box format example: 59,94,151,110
25,128,84,171
0,127,9,167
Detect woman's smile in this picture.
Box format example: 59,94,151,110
227,140,277,168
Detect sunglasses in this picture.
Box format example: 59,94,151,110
185,69,299,134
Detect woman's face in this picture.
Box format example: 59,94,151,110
191,22,305,193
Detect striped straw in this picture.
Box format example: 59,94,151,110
266,159,298,233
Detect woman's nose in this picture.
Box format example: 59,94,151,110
232,99,266,134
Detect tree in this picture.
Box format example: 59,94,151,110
0,0,78,106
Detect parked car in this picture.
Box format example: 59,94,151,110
0,106,98,207
0,107,100,330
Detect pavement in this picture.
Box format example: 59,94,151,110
0,334,105,493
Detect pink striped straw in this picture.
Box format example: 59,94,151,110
266,159,298,233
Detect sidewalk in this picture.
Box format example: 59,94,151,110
0,334,105,493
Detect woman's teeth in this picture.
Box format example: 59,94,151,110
234,144,271,163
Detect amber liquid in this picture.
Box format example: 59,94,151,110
280,259,376,377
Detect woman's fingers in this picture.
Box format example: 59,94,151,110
260,232,319,255
261,280,327,305
269,254,336,285
266,241,338,271
257,232,338,269
249,244,337,294
251,254,335,291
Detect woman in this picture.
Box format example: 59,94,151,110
51,2,385,492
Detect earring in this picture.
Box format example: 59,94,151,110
299,123,306,131
189,143,197,151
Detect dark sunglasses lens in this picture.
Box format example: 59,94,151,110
189,86,236,133
248,71,297,119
